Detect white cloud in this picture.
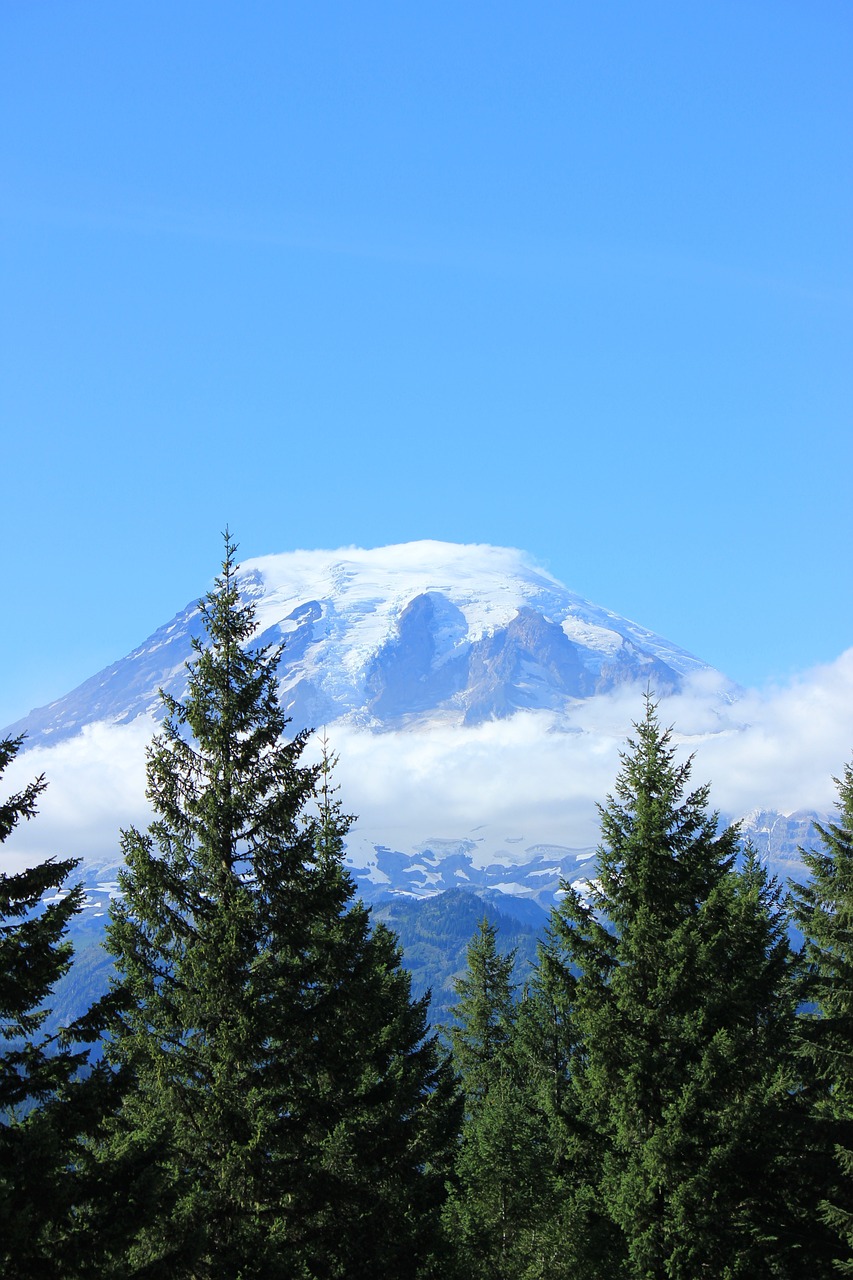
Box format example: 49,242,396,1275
685,649,853,816
2,718,155,875
320,651,853,851
316,712,619,853
2,652,852,875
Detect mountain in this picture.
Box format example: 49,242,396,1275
3,540,818,914
4,541,719,747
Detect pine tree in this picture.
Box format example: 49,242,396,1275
791,759,853,1271
99,535,459,1279
0,735,109,1278
538,697,816,1279
445,918,554,1279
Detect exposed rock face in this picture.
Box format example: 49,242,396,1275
365,593,469,719
738,809,824,881
358,592,689,727
463,607,588,723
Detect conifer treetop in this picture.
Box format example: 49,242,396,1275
594,693,738,930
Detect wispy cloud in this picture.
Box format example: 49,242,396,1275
7,191,847,307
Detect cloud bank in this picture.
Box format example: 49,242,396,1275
3,650,852,874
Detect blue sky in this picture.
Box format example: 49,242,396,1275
2,1,851,730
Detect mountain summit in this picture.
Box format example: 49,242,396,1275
6,541,720,747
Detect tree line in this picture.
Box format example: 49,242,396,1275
1,537,851,1278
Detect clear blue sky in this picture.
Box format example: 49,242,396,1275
2,1,851,729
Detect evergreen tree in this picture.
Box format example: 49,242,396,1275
0,735,109,1278
791,759,853,1271
445,919,553,1279
100,535,459,1279
538,697,816,1278
449,917,516,1097
525,921,624,1279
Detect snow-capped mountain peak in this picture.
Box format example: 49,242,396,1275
5,540,725,748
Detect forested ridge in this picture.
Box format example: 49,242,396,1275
2,540,851,1278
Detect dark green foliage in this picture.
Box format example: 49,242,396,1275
372,888,540,1030
99,535,459,1278
517,934,621,1279
791,760,853,1270
0,735,111,1279
535,698,816,1278
449,918,516,1094
1,739,77,1115
9,562,852,1279
445,919,557,1279
38,934,115,1048
30,888,540,1056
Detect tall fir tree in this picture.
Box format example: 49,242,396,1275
99,535,459,1279
536,697,820,1279
448,917,517,1099
524,919,624,1279
790,759,853,1271
0,735,110,1279
445,918,550,1278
